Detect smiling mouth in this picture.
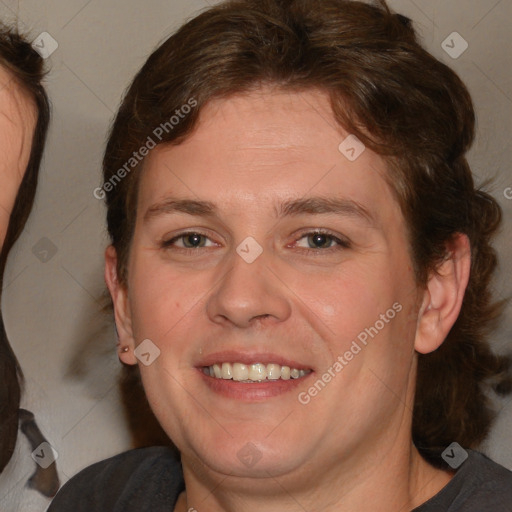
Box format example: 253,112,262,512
202,362,312,382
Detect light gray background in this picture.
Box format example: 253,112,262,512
0,0,510,510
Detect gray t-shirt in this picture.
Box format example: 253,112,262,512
413,449,512,511
48,447,512,511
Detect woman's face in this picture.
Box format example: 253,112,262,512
0,65,37,247
110,88,426,483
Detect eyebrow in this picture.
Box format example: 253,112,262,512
277,197,375,225
144,196,375,225
144,199,217,221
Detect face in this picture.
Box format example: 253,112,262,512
112,88,429,483
0,65,37,247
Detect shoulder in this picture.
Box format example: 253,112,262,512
418,449,512,512
461,450,512,505
48,446,184,512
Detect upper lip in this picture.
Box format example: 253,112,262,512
196,350,313,370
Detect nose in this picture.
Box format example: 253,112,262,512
206,249,291,328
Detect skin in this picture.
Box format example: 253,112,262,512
106,87,471,512
0,65,37,247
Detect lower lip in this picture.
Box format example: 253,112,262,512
197,369,313,401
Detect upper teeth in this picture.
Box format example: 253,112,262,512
204,362,311,382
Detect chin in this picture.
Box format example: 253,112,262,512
181,427,309,479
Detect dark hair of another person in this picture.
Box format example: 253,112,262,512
0,24,50,473
102,0,511,467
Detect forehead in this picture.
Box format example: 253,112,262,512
137,87,402,229
0,65,37,165
0,64,37,240
0,64,36,123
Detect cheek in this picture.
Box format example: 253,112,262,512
0,166,22,216
269,267,392,373
130,281,181,343
0,210,8,247
128,256,210,343
301,260,416,370
0,163,26,247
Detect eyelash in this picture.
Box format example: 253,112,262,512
291,229,351,253
160,229,351,255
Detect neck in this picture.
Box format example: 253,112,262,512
174,364,453,512
175,440,453,512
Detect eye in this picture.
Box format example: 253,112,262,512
294,231,350,251
162,231,216,249
160,230,349,253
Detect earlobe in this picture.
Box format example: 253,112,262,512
104,246,137,365
414,234,471,354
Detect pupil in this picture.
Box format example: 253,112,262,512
310,233,329,248
185,234,203,248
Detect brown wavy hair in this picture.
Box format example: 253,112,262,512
102,0,511,465
0,25,50,472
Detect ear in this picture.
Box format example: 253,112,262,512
105,245,137,365
414,233,471,354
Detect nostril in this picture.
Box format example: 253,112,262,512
254,313,270,320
